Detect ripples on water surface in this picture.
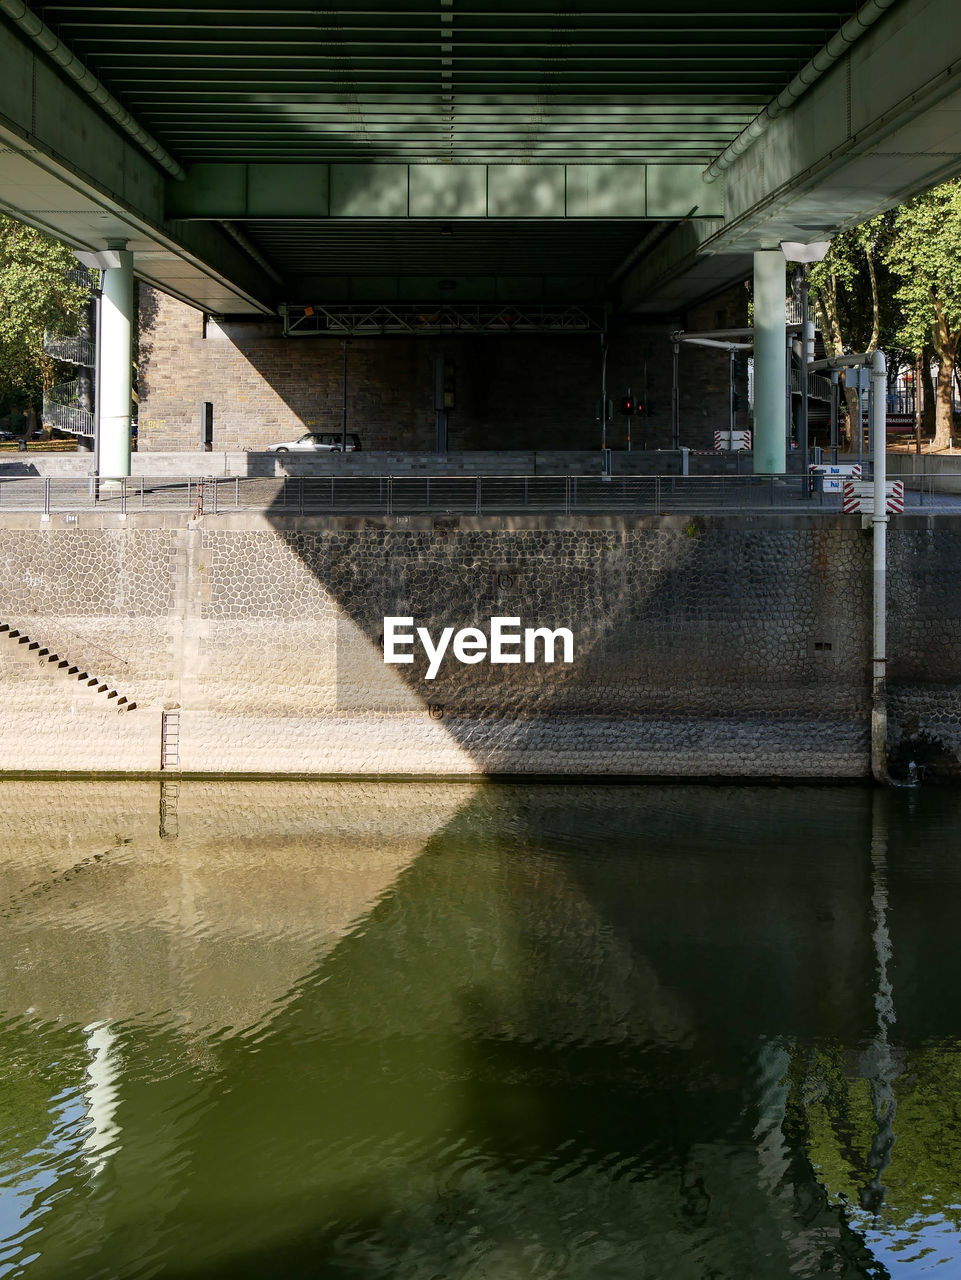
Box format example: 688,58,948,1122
0,780,960,1277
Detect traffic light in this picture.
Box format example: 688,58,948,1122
733,392,744,411
620,395,635,416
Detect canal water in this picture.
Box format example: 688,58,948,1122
0,780,959,1278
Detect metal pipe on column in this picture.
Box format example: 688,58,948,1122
871,349,888,783
600,332,609,451
728,349,735,435
341,338,348,451
800,266,812,492
671,338,680,449
830,370,839,464
76,288,98,453
785,330,793,458
753,250,787,474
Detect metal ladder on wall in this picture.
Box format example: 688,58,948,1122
160,710,181,771
159,779,180,840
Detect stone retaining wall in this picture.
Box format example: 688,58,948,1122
0,511,957,779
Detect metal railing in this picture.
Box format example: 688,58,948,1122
1,472,958,519
41,380,95,436
790,366,833,402
786,298,804,325
65,264,100,293
907,472,961,505
42,332,96,366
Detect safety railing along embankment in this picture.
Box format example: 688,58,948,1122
0,473,959,517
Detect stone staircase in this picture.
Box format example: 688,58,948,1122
0,623,138,711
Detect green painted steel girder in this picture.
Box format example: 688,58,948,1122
29,0,860,166
165,162,723,220
5,0,961,322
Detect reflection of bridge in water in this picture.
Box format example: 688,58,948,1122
0,781,953,1278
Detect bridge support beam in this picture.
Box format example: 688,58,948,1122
753,250,787,475
97,245,134,479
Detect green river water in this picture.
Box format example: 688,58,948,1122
0,779,959,1279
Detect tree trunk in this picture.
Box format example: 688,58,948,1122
866,246,880,352
921,347,937,434
935,354,957,450
840,375,860,452
814,283,851,449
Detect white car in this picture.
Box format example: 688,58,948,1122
264,431,360,453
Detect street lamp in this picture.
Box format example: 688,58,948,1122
780,240,831,489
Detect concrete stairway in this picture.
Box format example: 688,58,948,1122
0,623,138,710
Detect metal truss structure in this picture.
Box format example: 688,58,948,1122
282,303,604,337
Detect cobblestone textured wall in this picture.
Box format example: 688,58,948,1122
1,512,957,773
0,512,957,778
136,284,749,455
887,526,961,780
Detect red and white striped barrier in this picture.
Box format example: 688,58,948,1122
714,430,752,451
842,479,903,513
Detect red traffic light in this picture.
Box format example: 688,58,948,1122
620,396,635,415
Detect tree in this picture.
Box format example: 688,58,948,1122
0,215,89,418
808,215,903,446
886,180,961,451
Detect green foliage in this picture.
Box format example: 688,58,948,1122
802,1042,961,1233
0,216,89,414
885,180,961,447
807,214,904,362
886,180,961,361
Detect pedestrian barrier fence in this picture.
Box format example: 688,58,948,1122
0,472,953,517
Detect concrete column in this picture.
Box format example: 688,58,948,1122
98,245,133,478
753,249,787,474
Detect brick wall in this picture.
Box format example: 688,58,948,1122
137,283,750,455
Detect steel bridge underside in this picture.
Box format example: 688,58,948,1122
0,0,960,320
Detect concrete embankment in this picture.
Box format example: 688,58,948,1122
0,510,958,779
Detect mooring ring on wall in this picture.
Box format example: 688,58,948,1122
428,704,445,720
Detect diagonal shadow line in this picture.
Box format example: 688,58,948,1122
220,500,876,777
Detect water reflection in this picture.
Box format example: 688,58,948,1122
0,781,959,1277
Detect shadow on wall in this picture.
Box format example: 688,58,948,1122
228,507,875,776
176,324,632,453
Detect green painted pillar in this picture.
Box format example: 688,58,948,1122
98,244,133,479
753,249,786,474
